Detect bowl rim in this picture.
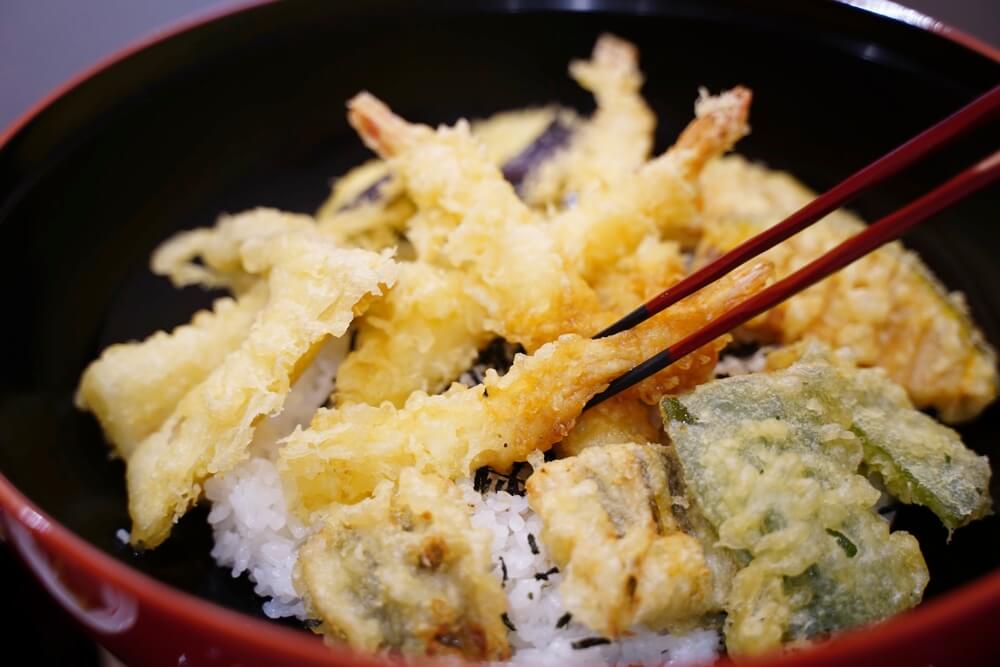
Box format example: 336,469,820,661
1,1,998,665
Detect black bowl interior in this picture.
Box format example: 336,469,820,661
1,0,998,628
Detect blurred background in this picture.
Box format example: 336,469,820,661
1,0,998,130
0,1,996,665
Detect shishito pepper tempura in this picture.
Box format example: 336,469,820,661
77,34,994,666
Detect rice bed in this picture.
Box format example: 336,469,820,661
200,339,723,665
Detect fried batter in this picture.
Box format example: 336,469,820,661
555,395,661,458
527,443,715,638
296,469,509,660
548,86,751,283
348,92,602,350
764,341,992,531
126,233,397,547
590,235,687,317
697,155,998,422
76,283,268,460
471,106,577,168
279,262,770,516
335,261,491,407
152,207,315,293
70,33,1000,663
521,33,655,207
659,345,993,653
341,87,740,406
315,106,569,250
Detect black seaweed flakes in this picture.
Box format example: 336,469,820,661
473,467,489,493
555,612,572,629
571,637,611,650
499,557,508,585
501,612,517,632
477,465,527,497
505,470,518,493
534,567,559,581
527,533,539,555
507,462,525,494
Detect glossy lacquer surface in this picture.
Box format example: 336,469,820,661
0,1,998,666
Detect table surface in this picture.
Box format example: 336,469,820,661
0,1,996,666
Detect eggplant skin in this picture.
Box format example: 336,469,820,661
500,117,575,192
659,344,994,654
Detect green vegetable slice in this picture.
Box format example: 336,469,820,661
658,345,993,653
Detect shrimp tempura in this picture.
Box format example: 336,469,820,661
348,92,602,350
334,261,492,406
549,86,751,282
126,232,397,547
76,284,268,460
522,33,656,206
278,261,771,517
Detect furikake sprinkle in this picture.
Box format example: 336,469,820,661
507,464,523,494
473,467,490,493
571,637,611,650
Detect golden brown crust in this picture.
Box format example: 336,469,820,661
697,156,998,422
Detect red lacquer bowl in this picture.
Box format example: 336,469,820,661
2,1,998,665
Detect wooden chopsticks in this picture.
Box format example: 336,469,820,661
586,86,1000,409
594,85,1000,340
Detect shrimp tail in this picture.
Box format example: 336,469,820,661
347,91,425,157
672,85,752,180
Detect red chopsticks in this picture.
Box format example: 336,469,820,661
586,87,1000,409
594,84,1000,339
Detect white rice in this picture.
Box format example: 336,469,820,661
205,455,719,662
204,335,347,619
205,458,309,618
199,339,723,661
458,471,719,667
713,346,771,378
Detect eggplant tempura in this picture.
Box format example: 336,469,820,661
77,34,993,665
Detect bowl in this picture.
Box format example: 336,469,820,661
1,1,998,666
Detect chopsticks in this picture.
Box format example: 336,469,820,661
594,85,1000,339
586,87,1000,410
